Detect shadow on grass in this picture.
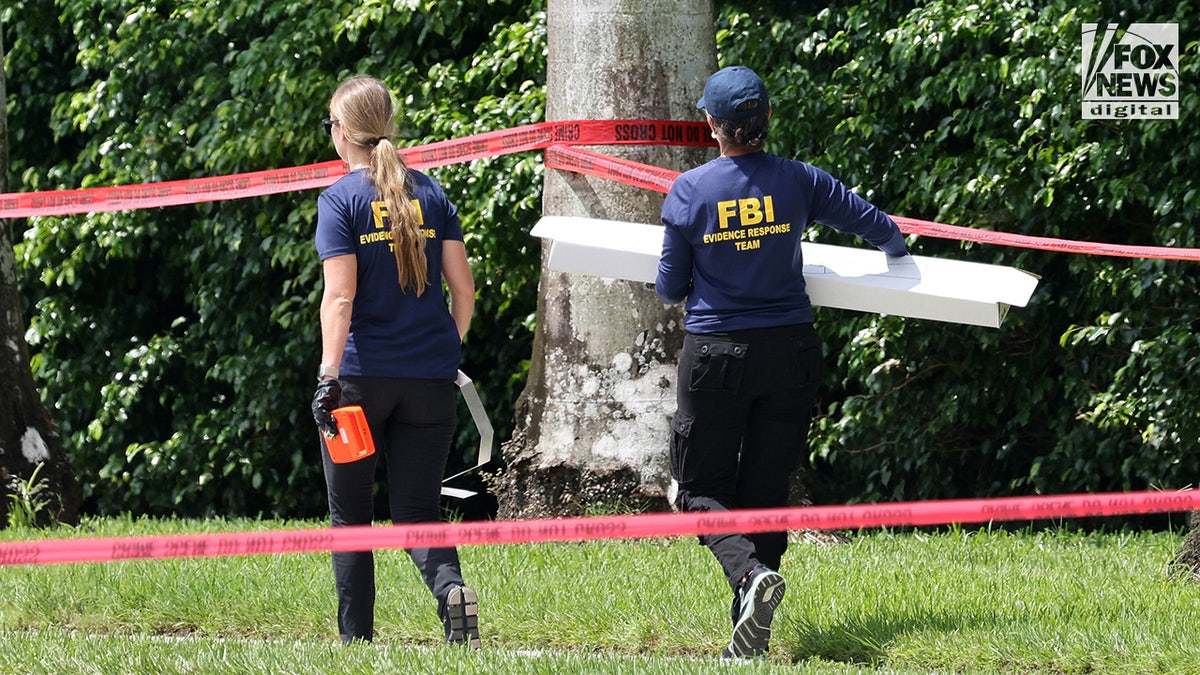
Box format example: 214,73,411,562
782,609,993,666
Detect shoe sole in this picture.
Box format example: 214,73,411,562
726,571,785,658
445,586,481,649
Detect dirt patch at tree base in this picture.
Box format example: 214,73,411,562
1170,513,1200,579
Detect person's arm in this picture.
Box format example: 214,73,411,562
656,222,694,304
809,166,908,257
656,187,694,304
876,223,910,257
442,239,475,341
319,254,357,370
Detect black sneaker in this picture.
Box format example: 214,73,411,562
721,566,785,659
444,585,481,649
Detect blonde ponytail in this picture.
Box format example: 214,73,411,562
372,141,428,296
330,76,428,295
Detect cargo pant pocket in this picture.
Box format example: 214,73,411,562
669,412,695,487
687,337,749,393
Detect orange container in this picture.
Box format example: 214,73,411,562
324,405,376,464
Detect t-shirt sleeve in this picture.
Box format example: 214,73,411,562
429,180,463,242
315,190,357,260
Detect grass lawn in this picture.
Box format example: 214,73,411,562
2,517,1198,673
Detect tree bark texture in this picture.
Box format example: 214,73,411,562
1172,511,1200,579
498,0,717,518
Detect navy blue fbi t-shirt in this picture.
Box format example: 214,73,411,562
315,168,464,380
656,152,907,333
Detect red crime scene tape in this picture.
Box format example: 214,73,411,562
3,121,1200,566
0,120,714,218
2,489,1196,566
5,118,1200,261
543,144,1200,262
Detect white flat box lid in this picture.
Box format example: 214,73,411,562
531,216,1039,328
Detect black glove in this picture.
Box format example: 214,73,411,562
312,379,342,438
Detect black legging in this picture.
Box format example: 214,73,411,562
321,376,464,642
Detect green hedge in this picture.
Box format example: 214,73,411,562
5,0,1197,517
719,1,1199,503
6,0,545,517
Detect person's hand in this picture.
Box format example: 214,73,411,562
312,379,341,438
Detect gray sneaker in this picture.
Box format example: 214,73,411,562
444,585,481,649
721,566,785,659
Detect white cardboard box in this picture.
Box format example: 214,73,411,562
531,216,1039,328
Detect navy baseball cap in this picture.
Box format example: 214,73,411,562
696,66,769,120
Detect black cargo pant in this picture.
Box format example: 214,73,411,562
321,376,465,643
670,323,822,591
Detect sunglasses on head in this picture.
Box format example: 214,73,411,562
322,118,339,134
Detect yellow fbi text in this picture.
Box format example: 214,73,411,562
716,196,774,229
359,199,428,247
705,195,790,250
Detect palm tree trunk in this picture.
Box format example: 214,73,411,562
498,0,717,518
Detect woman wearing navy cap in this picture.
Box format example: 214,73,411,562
656,65,909,660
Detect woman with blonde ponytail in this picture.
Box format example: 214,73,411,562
310,75,479,648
